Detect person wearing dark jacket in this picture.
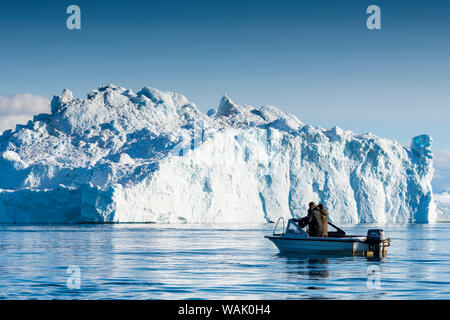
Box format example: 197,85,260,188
307,202,323,237
318,203,328,237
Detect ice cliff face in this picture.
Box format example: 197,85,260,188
435,192,450,221
0,84,436,223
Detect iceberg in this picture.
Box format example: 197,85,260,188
0,84,436,224
435,192,450,221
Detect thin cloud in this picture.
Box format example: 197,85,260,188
0,94,50,132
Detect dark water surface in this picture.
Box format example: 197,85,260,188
1,223,449,299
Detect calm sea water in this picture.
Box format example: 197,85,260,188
1,222,450,299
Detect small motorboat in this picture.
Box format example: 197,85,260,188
265,217,391,257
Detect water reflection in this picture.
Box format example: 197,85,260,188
366,256,386,263
278,251,387,282
279,253,330,280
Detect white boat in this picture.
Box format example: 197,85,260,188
265,218,391,257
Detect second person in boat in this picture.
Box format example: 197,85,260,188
306,202,324,237
318,203,328,237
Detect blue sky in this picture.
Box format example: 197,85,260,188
0,0,449,190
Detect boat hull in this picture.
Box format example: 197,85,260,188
265,236,370,255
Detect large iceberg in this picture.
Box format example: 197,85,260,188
435,192,450,221
0,84,436,224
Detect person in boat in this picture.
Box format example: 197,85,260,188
318,203,328,237
306,202,324,237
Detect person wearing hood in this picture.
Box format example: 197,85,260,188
306,202,324,237
318,203,328,237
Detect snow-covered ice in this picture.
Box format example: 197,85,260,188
435,192,450,221
0,84,436,223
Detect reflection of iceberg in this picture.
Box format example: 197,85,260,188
0,84,436,224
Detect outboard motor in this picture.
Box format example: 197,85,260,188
366,229,385,257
